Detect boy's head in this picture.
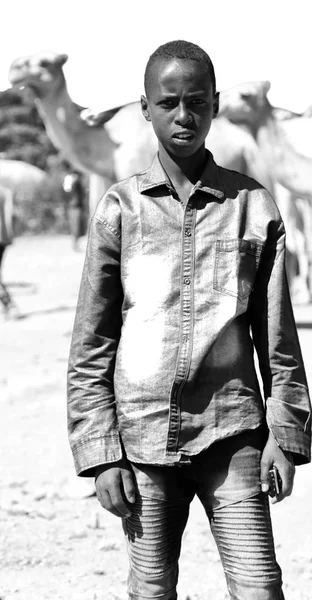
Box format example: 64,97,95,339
141,40,219,159
144,40,217,98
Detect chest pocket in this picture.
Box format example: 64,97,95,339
213,239,264,302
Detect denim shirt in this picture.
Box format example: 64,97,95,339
67,152,311,476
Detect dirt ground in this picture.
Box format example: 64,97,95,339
1,234,312,600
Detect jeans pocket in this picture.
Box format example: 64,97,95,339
213,239,263,302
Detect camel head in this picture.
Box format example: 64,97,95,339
8,51,68,98
219,81,271,126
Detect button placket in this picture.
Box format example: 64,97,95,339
167,203,196,453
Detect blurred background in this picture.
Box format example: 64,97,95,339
0,0,311,244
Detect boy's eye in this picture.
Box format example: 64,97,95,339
159,98,205,107
160,99,176,107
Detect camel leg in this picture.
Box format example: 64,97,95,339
300,197,312,300
293,197,312,303
88,174,112,220
0,281,12,308
293,224,310,303
273,184,310,303
273,184,297,297
290,198,310,304
0,243,21,319
0,245,11,308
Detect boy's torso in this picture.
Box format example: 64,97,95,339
92,152,281,464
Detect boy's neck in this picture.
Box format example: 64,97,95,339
158,144,207,188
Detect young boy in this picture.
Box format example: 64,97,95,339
67,40,311,599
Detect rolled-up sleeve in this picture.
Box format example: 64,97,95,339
67,193,123,476
250,216,311,465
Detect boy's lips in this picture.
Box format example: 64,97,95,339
172,130,196,142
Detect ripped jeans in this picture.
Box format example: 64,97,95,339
122,427,284,600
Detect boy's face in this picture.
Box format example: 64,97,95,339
141,58,219,158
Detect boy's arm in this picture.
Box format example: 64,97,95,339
67,192,124,478
249,215,311,469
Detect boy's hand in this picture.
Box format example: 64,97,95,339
95,458,136,518
260,431,295,504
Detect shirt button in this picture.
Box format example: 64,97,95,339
185,228,191,237
184,277,190,285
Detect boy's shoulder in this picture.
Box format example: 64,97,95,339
112,166,151,194
216,162,280,216
93,166,150,223
204,152,275,207
217,163,265,193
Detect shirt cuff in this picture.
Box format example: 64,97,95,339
71,435,123,477
268,424,311,465
266,395,311,465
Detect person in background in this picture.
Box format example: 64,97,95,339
63,169,86,251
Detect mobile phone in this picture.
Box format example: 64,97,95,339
268,466,282,497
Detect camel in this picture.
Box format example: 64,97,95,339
0,158,48,233
218,81,312,302
219,81,312,195
8,52,312,300
0,160,48,317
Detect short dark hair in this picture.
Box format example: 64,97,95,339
144,40,216,97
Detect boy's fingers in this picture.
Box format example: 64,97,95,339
260,459,270,493
261,481,270,493
99,487,131,518
121,469,136,504
109,481,132,518
95,488,121,516
263,461,295,504
276,464,295,502
261,480,270,494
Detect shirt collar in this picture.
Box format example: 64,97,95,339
138,151,225,200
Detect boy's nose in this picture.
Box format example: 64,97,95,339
175,103,192,125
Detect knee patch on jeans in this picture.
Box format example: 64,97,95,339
211,494,283,588
123,495,187,577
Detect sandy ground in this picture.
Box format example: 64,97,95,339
1,234,312,600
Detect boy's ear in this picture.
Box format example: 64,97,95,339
212,92,220,119
141,95,151,121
